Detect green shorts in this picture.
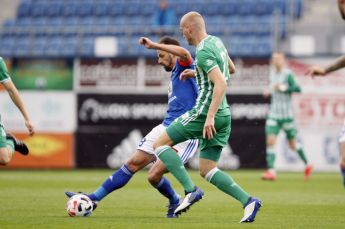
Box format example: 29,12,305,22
0,125,7,148
265,117,297,139
166,113,231,161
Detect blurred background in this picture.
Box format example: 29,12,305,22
0,0,344,171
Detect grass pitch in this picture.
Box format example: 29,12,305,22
0,169,344,229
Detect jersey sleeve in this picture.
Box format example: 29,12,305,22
0,58,11,83
197,49,218,74
286,72,301,93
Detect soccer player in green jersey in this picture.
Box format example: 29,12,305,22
0,57,34,166
153,11,262,222
262,52,312,181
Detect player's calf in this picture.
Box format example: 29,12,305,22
0,150,12,165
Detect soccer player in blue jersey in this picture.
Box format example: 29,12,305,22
66,36,199,218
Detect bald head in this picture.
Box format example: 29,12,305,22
180,11,205,30
180,11,207,46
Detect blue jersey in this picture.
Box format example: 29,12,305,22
162,59,198,126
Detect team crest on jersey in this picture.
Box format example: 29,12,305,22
216,40,222,48
206,59,213,66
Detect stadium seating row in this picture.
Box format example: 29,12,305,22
0,34,272,58
16,0,301,18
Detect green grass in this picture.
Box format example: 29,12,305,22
0,170,344,229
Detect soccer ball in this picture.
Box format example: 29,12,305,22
66,194,94,217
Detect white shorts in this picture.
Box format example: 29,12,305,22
339,120,345,143
137,124,199,164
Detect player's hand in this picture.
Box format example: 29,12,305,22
274,83,287,92
179,69,196,81
139,37,156,49
25,120,35,136
305,66,326,78
203,115,216,140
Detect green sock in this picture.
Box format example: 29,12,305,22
296,147,308,165
206,168,250,206
266,147,275,169
6,139,14,154
155,146,195,193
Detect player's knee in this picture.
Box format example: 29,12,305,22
0,153,10,165
147,170,161,185
125,160,140,173
199,168,208,178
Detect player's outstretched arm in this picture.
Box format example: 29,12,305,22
305,55,345,77
2,80,35,136
228,56,236,74
338,0,345,20
139,37,192,63
286,73,301,93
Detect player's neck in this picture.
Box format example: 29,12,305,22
194,33,208,46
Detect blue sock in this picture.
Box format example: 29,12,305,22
154,177,180,204
89,164,134,201
341,168,345,188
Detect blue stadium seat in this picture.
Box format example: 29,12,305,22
253,0,274,15
49,17,63,26
31,36,48,57
62,17,80,26
30,3,45,17
255,38,272,57
3,19,16,28
61,3,78,17
237,0,254,16
77,3,93,17
16,17,32,26
17,3,31,18
79,36,95,57
122,3,141,16
31,17,48,26
202,1,220,16
218,0,236,16
13,36,31,57
93,3,109,17
108,3,124,17
141,2,156,17
45,3,61,17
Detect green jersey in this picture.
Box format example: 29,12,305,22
0,57,11,125
182,35,230,125
268,68,301,120
0,57,10,84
